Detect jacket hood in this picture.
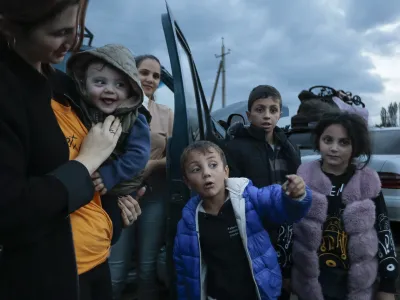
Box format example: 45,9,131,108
225,177,250,196
67,44,144,114
181,178,250,229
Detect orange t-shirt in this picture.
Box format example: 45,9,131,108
52,100,113,275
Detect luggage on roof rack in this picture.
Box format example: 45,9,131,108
291,85,369,130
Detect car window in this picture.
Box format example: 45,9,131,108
288,131,313,151
371,130,400,155
176,40,200,142
300,149,317,156
211,117,226,139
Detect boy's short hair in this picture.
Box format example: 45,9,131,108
248,85,282,111
180,140,227,176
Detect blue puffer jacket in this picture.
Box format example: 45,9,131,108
173,178,312,300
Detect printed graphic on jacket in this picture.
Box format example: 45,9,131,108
65,134,81,151
376,212,397,273
276,224,293,268
318,181,349,270
318,168,398,293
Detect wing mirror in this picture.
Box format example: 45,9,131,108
227,113,245,127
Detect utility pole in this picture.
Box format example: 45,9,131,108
209,37,230,111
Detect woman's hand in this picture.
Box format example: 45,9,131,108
119,186,146,227
74,116,122,175
91,172,107,195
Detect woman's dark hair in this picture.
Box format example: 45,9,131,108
0,0,88,51
135,54,161,69
313,111,372,168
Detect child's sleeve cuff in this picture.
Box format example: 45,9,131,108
291,192,306,201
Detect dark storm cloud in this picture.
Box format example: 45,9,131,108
344,0,400,31
84,0,398,120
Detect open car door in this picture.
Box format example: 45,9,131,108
162,2,217,297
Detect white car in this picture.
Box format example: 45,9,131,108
289,127,400,222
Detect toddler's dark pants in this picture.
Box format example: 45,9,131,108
79,260,113,300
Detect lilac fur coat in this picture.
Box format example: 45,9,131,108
291,160,381,300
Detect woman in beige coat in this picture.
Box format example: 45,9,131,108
109,54,174,300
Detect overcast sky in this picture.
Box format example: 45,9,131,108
85,0,400,126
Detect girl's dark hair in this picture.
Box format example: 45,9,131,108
135,54,161,69
313,112,372,168
0,0,88,51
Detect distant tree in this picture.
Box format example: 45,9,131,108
378,103,400,127
388,102,398,127
380,107,389,127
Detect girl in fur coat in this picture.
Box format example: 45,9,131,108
291,112,398,300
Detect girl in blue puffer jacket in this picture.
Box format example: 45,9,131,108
174,141,312,300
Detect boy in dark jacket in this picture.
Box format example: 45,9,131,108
224,85,301,299
174,141,311,300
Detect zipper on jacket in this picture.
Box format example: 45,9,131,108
265,143,278,184
234,201,262,300
273,145,281,184
241,230,262,300
196,231,204,300
195,203,206,300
